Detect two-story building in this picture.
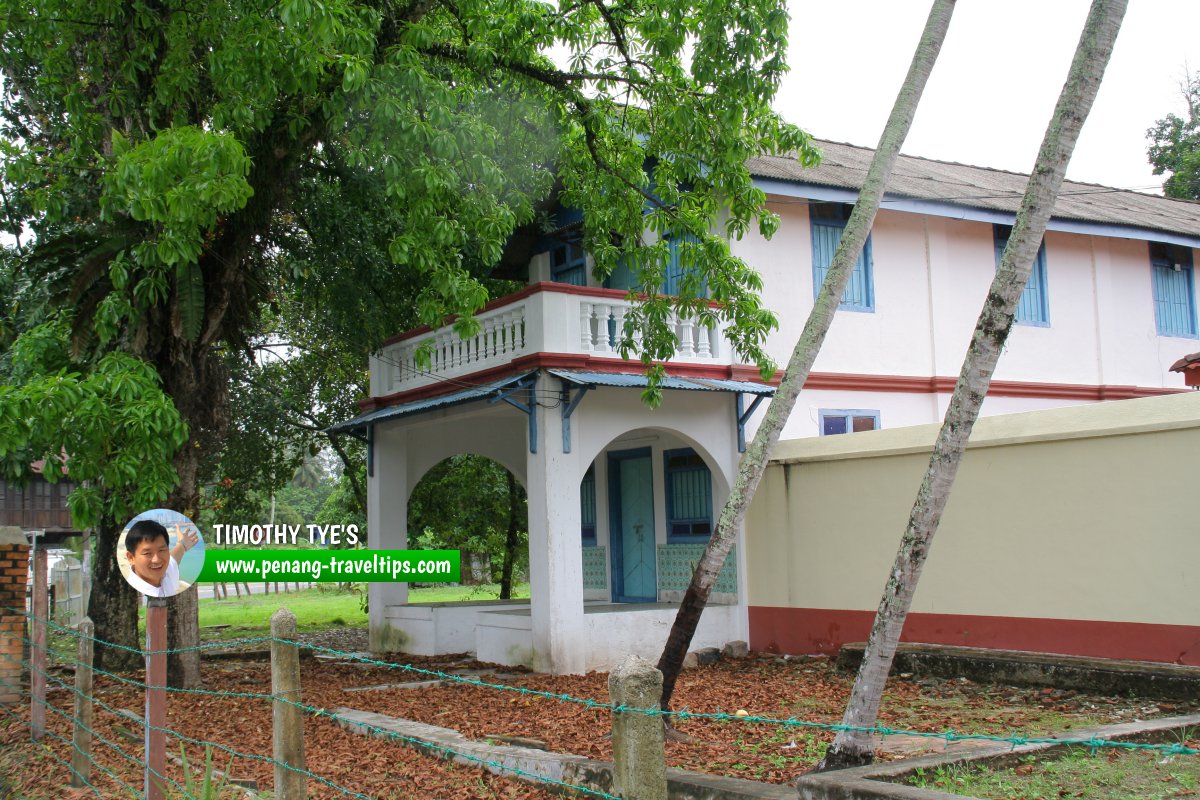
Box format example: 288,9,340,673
331,140,1198,673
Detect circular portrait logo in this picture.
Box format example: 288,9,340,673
118,509,205,598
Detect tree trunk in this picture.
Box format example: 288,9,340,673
90,515,141,673
164,440,209,689
818,0,1127,771
499,471,522,600
166,587,201,687
654,0,957,711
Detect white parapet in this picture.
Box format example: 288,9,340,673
371,285,732,396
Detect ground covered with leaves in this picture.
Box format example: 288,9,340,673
3,630,1197,798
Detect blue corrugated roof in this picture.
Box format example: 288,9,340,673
327,368,775,436
326,372,537,435
547,369,775,395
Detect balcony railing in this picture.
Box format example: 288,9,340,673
371,283,731,396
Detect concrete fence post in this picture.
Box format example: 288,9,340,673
145,598,168,800
271,608,306,799
71,617,94,787
30,542,47,741
608,655,667,800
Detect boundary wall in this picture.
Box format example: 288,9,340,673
745,392,1200,665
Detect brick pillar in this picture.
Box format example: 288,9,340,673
0,527,31,706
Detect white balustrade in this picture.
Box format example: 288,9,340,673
579,302,594,352
373,287,729,395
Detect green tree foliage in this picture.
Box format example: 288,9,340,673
0,318,187,526
315,462,368,536
408,455,527,589
1,0,815,418
1,0,814,684
0,316,188,672
1148,72,1200,200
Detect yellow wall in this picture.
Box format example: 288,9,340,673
747,392,1200,627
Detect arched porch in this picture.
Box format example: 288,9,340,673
336,368,772,673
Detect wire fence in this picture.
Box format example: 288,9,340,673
2,605,624,799
21,609,1200,757
2,604,1197,800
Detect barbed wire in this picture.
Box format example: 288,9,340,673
10,611,1199,759
10,641,622,799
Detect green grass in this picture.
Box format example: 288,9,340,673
909,747,1200,799
198,587,366,633
192,583,529,639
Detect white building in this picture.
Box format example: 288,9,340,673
331,140,1198,673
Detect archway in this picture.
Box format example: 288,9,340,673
408,454,528,601
577,426,732,607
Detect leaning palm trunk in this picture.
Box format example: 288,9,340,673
818,0,1128,770
655,0,958,711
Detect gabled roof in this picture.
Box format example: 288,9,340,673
748,140,1200,242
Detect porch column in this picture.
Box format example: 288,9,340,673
367,424,408,651
525,378,587,674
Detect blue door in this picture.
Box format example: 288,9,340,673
609,449,657,602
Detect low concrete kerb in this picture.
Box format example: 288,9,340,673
837,643,1200,700
335,707,795,799
334,704,1200,800
793,712,1200,800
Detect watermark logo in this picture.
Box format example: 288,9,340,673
118,509,205,598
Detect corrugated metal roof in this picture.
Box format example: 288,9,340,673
548,369,775,395
326,372,536,435
748,139,1200,238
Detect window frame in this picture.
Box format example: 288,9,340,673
549,239,588,287
580,464,597,545
810,203,875,313
993,225,1050,327
663,448,713,543
819,409,881,437
1150,242,1199,339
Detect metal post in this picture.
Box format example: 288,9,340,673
271,608,306,799
30,540,47,741
145,599,168,800
71,617,94,787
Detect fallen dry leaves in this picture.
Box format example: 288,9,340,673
3,647,1196,798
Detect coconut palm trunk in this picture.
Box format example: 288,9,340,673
655,0,958,711
817,0,1128,770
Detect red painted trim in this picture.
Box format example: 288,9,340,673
802,372,1183,400
379,282,725,347
748,606,1200,666
360,362,1183,412
803,373,938,393
358,354,774,411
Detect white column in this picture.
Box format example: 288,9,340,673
525,376,587,674
367,424,409,652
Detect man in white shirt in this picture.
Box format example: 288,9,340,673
124,520,199,597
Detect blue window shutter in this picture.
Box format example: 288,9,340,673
811,206,873,311
663,236,683,295
580,467,597,542
994,225,1049,325
1152,247,1198,337
664,449,713,541
662,232,703,296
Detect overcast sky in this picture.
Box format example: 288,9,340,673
777,1,1200,193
